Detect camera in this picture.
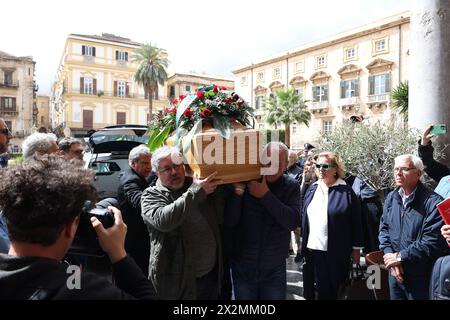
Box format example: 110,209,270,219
68,201,115,257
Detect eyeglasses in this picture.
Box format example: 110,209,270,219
158,163,182,174
0,128,11,136
315,164,336,170
393,167,416,173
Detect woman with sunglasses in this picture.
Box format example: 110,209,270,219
301,151,364,300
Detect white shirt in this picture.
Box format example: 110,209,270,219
306,178,347,251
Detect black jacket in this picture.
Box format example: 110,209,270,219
418,140,450,183
0,254,155,299
379,182,449,277
117,168,151,274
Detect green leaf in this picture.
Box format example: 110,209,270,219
213,115,231,139
148,125,172,152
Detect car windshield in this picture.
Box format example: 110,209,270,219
90,134,148,145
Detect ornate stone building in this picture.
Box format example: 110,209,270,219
50,33,167,137
0,51,37,153
233,12,410,149
166,72,234,99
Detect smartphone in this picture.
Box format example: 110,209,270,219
431,124,447,135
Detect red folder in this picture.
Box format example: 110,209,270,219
437,197,450,225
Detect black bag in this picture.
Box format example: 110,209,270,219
430,255,450,300
338,263,374,300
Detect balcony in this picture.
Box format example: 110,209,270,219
71,88,152,100
338,97,360,111
0,108,18,116
0,80,19,88
310,101,329,114
366,94,390,109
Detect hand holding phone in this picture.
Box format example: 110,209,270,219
430,124,447,135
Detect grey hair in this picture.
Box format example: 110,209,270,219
128,144,152,166
58,137,82,152
151,146,182,172
262,141,289,163
394,154,424,172
22,132,57,159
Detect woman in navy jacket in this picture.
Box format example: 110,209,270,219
301,151,363,300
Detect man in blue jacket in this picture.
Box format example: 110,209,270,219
379,154,449,300
226,142,301,300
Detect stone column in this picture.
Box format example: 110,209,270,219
410,0,450,164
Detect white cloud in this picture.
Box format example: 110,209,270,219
0,0,410,95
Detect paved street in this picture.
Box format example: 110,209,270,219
286,254,305,300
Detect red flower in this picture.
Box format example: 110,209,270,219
172,98,178,105
224,97,233,104
213,85,218,93
197,91,205,100
179,95,186,101
200,108,212,118
183,108,193,118
237,100,245,107
220,86,227,90
163,107,170,113
171,108,177,114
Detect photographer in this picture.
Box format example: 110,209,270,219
0,155,155,299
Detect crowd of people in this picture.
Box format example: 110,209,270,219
0,116,449,300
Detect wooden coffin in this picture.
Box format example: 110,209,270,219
168,123,263,184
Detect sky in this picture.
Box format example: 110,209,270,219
0,0,410,95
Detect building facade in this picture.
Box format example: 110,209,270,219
36,95,50,131
232,12,410,149
166,72,234,99
50,33,167,137
0,51,37,153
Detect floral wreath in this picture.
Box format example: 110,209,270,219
148,85,254,151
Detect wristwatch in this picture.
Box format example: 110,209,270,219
396,252,402,262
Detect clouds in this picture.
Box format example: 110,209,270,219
0,0,410,95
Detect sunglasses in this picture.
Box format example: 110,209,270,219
315,163,336,169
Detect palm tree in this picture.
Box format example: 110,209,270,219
265,88,311,147
391,81,408,122
132,44,169,121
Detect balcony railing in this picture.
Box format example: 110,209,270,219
68,88,156,100
0,109,18,116
310,101,329,113
338,97,360,107
0,80,19,88
367,94,389,103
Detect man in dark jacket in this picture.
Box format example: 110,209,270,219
226,142,301,299
379,154,449,300
0,155,156,299
118,144,155,275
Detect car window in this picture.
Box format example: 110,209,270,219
91,161,121,174
91,134,148,145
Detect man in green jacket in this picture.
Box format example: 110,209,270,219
141,146,224,300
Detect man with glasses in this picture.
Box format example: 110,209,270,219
0,118,12,168
379,154,449,300
140,146,224,300
58,137,84,161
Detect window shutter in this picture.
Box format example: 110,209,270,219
126,83,130,97
340,81,345,99
114,81,117,96
93,78,97,95
385,73,391,93
115,51,118,60
92,47,96,57
12,98,16,109
368,75,374,95
117,112,126,125
125,52,128,61
82,45,85,55
324,85,329,101
354,79,360,97
83,110,93,129
312,86,318,102
80,77,84,94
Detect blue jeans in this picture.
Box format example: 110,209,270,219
388,274,429,300
231,260,286,300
